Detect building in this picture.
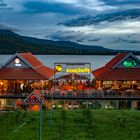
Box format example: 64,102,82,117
92,52,140,109
92,52,140,90
0,52,54,106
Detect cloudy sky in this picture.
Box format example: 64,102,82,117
0,0,140,50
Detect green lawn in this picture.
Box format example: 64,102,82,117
0,109,140,140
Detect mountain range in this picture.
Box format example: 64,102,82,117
0,29,139,55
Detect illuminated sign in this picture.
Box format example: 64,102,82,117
15,58,21,66
15,58,20,64
54,63,91,91
66,67,90,73
55,63,91,73
55,65,63,72
123,60,136,67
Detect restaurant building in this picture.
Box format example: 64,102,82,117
92,52,140,109
0,52,54,106
92,52,140,90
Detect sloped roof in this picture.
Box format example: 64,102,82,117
106,53,127,68
0,68,48,80
24,90,44,104
92,52,140,80
19,52,42,67
0,52,54,80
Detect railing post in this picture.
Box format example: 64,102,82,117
116,100,119,109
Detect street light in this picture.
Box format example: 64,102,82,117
38,99,43,140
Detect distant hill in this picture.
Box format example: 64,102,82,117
0,29,139,55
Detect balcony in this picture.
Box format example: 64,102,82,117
0,89,140,100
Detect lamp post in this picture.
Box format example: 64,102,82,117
50,94,53,127
50,63,56,128
38,99,43,140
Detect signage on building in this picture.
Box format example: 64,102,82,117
54,62,91,80
55,63,91,74
123,60,136,67
14,58,22,67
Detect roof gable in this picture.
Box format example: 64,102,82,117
113,52,140,68
24,92,41,104
92,52,140,80
0,52,54,79
24,90,45,104
1,53,33,69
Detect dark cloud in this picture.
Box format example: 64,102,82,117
102,0,140,6
115,38,140,44
23,1,88,15
0,0,14,10
0,0,7,6
60,8,140,27
45,30,101,43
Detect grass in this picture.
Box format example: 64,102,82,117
0,109,140,140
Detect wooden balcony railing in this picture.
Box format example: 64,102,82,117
1,89,140,100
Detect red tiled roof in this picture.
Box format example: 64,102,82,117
19,52,42,67
92,52,140,81
19,52,54,79
106,53,127,68
0,68,47,80
94,68,140,80
35,65,54,79
24,90,45,104
0,52,54,80
93,66,111,78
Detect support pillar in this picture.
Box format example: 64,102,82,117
116,100,119,109
64,100,66,109
100,100,104,109
131,100,137,110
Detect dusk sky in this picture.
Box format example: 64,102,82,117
0,0,140,50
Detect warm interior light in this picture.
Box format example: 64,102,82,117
0,82,4,85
